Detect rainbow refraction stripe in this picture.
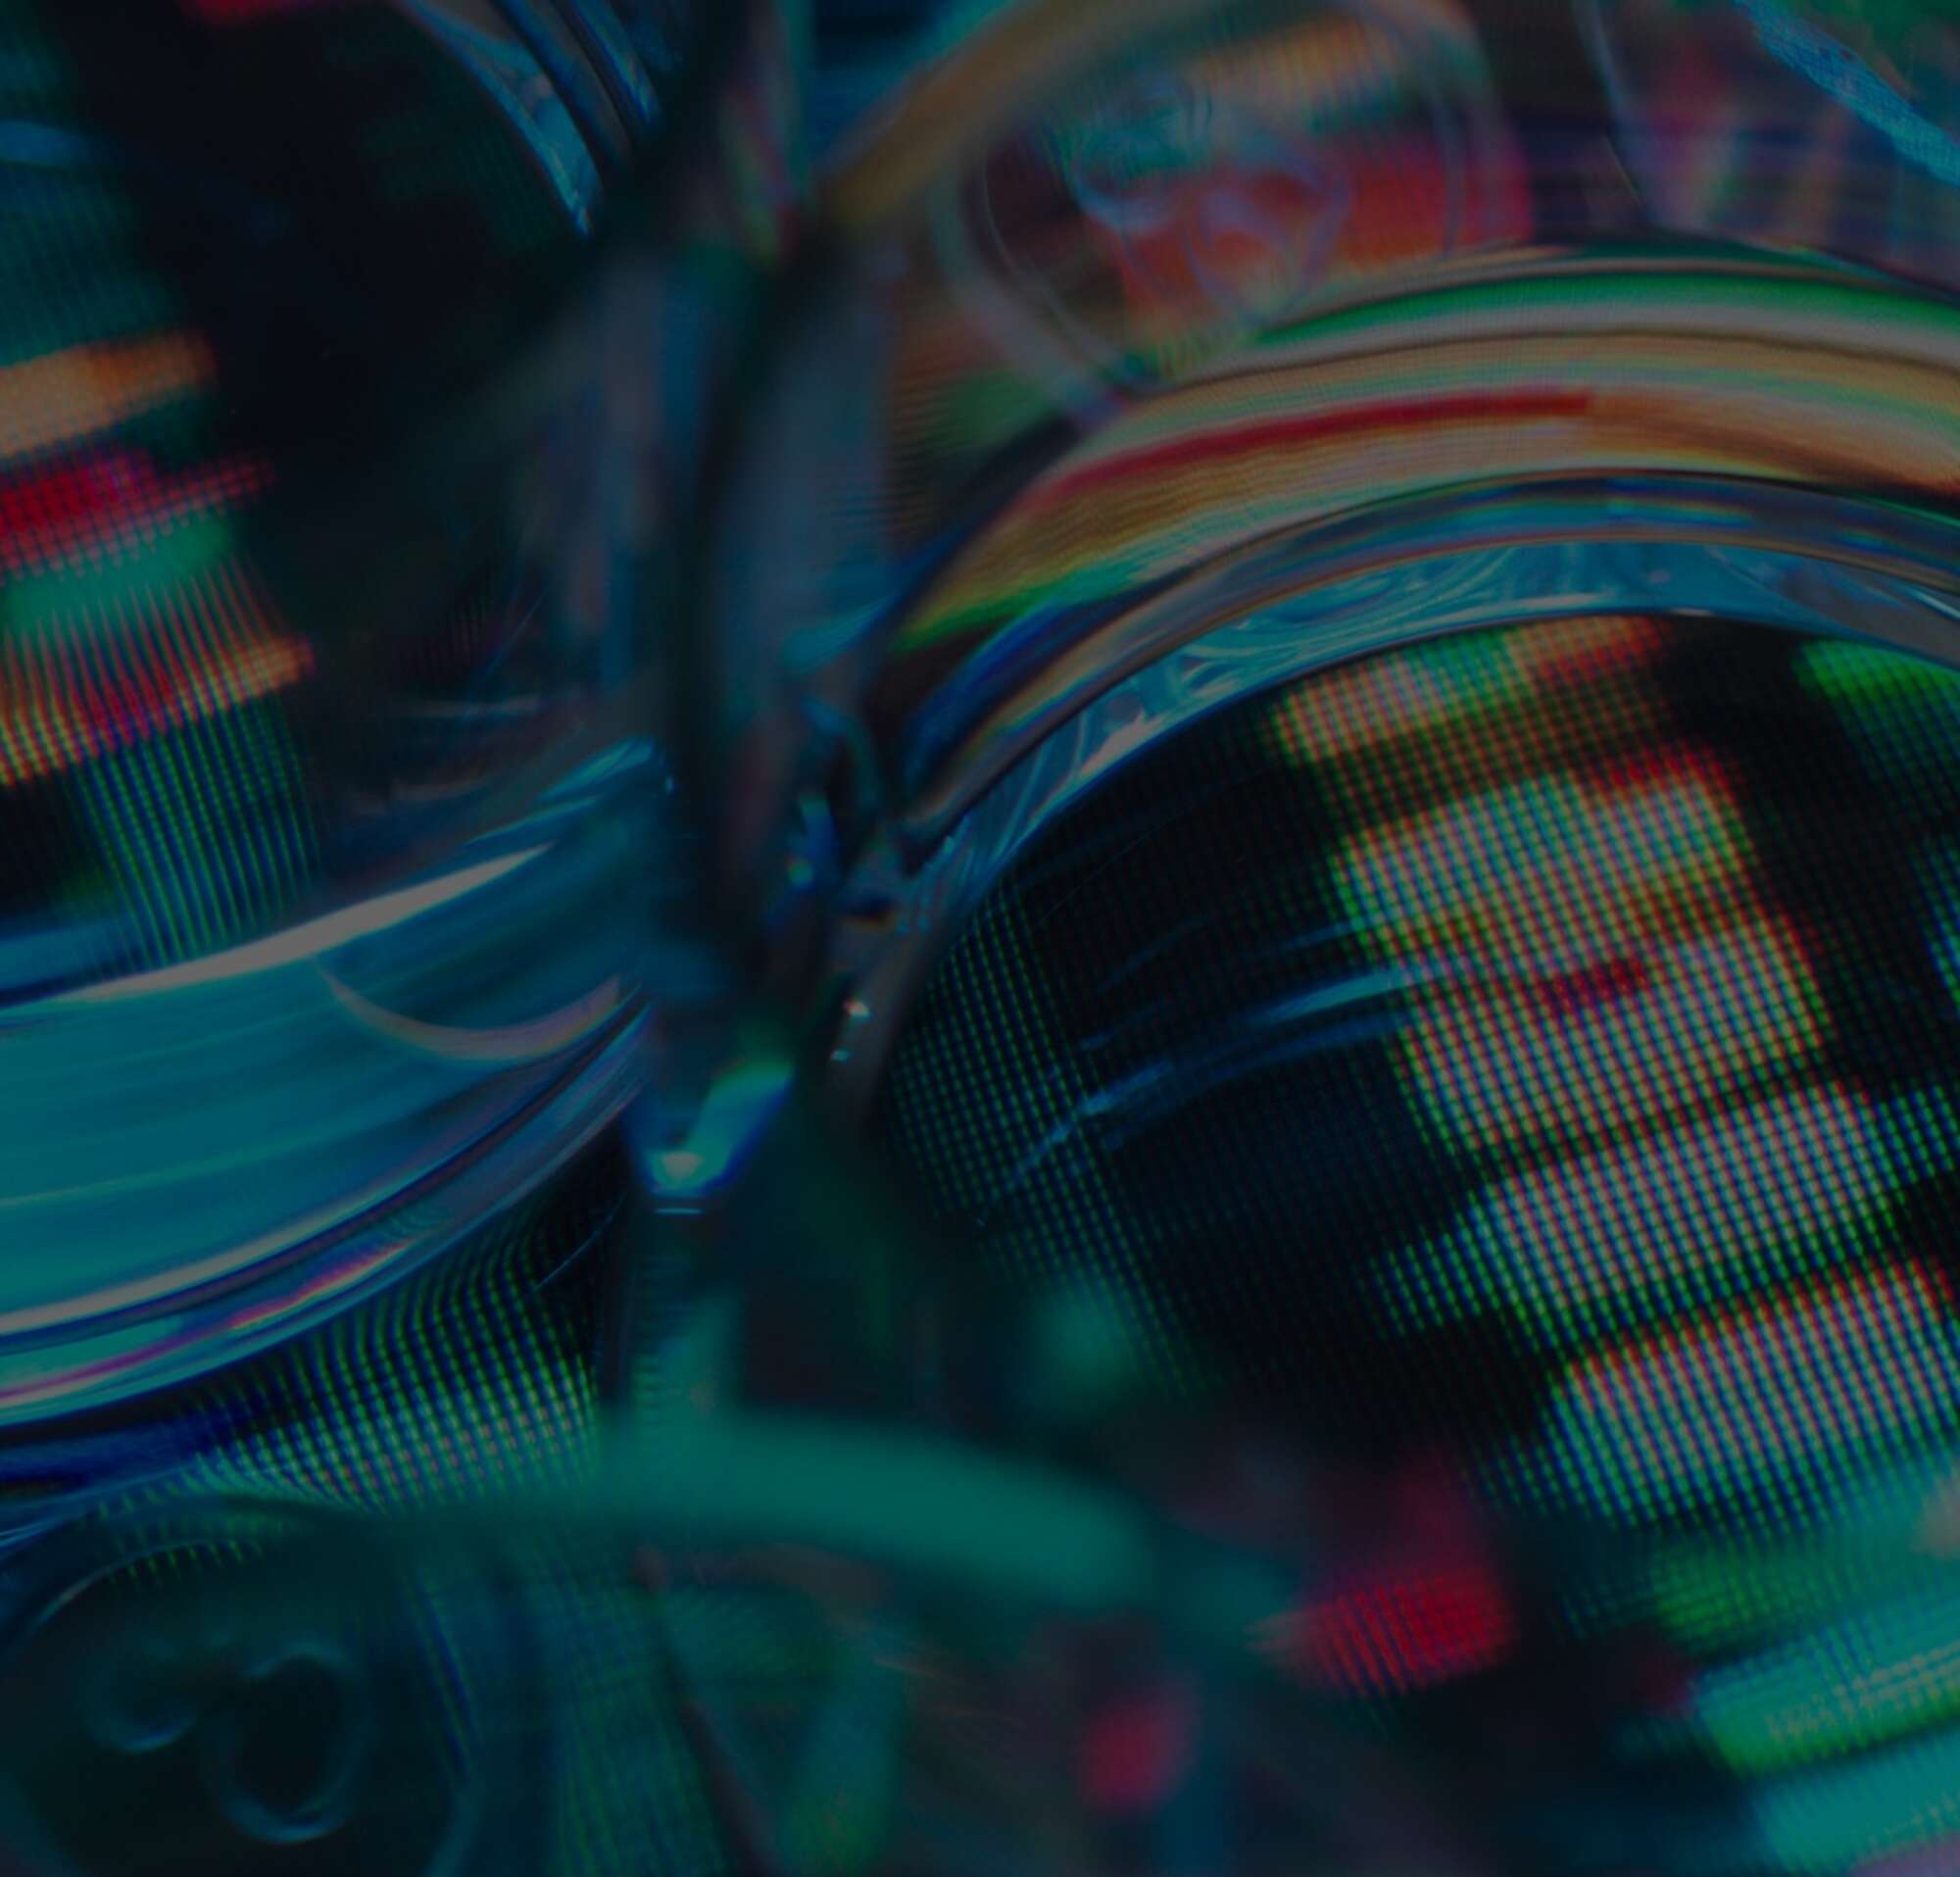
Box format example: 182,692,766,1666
866,264,1960,754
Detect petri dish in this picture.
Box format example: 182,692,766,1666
0,0,771,1418
674,1,1960,1868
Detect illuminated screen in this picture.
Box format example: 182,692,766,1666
877,615,1960,1544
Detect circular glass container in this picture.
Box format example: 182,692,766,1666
0,0,774,1418
679,4,1960,1868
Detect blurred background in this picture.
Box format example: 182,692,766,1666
6,1,1960,1872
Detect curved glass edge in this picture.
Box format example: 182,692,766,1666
0,1006,650,1428
703,238,1960,995
0,0,811,1421
820,479,1960,1111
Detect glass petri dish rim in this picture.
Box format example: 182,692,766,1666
819,473,1960,1115
0,0,758,1429
673,0,1960,1105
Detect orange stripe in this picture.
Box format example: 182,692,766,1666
0,332,213,467
1031,390,1592,509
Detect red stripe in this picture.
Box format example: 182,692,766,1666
0,448,269,575
1035,390,1592,509
1291,1557,1514,1694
